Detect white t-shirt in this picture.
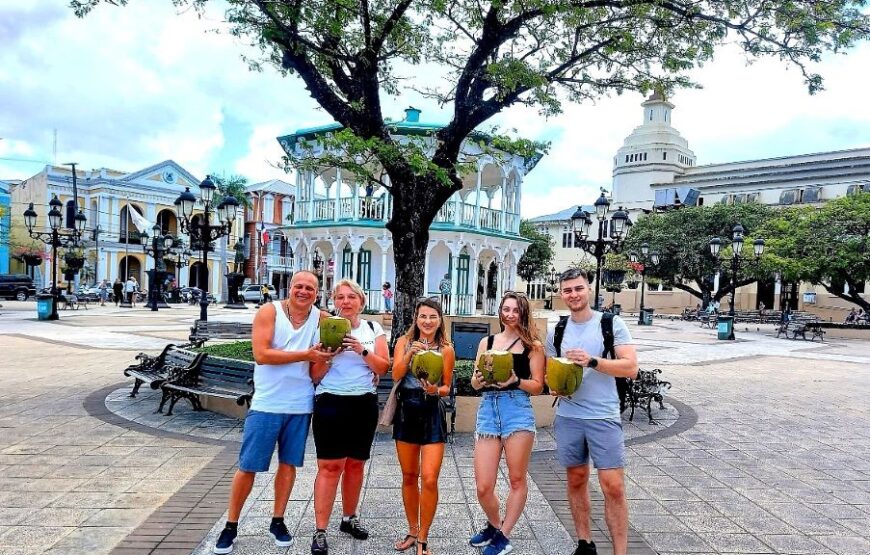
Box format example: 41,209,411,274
316,319,385,396
250,301,320,414
545,312,632,420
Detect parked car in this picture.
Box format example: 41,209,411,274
241,284,277,302
0,274,37,301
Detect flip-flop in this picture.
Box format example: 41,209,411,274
394,534,417,552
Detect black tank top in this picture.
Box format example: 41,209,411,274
484,335,530,390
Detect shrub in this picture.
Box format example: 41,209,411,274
195,340,254,362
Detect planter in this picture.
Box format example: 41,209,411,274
453,395,555,433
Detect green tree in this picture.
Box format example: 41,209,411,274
73,0,870,334
211,173,252,209
760,193,870,310
516,220,554,284
624,203,774,304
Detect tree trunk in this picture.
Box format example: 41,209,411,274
389,219,429,349
821,283,870,311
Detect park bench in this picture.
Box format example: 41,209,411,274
123,344,204,398
159,355,255,415
60,293,88,311
626,368,671,425
791,321,826,341
189,320,252,346
698,313,717,329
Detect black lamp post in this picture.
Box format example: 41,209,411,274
23,194,87,320
170,241,191,303
709,223,765,339
630,243,660,325
174,175,239,322
545,266,557,310
139,223,178,311
570,192,630,310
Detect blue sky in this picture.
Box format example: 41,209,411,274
2,1,869,219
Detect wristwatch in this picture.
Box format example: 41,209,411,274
588,357,599,369
361,349,369,357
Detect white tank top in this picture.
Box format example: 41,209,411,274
250,301,320,414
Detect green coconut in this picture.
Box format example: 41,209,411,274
411,350,444,384
546,357,583,395
320,316,351,350
477,350,514,383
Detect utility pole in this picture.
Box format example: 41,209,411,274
93,225,102,282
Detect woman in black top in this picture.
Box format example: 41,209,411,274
468,292,544,555
391,297,455,555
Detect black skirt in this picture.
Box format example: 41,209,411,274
392,387,447,445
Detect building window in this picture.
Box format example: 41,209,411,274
663,152,667,160
698,197,704,206
562,232,573,248
649,111,653,121
263,195,275,223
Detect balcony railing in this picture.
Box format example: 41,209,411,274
295,197,519,234
266,255,294,271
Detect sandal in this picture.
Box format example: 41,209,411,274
394,534,417,552
417,540,430,555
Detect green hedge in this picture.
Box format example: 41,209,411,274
194,340,254,362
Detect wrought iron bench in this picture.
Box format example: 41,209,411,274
626,368,671,424
791,322,826,341
159,355,255,415
123,344,204,398
189,320,252,346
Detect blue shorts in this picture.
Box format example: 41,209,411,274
554,415,625,469
238,411,311,472
475,390,536,439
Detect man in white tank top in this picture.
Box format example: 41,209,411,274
214,271,332,554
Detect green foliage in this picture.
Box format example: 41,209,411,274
602,253,631,272
759,193,870,309
453,359,479,397
194,340,254,361
517,220,554,282
211,173,252,208
624,203,775,300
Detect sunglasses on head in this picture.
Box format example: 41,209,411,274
503,290,528,298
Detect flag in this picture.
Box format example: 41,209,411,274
262,229,270,244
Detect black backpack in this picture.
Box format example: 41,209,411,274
553,313,630,413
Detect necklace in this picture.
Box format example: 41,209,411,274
283,300,308,327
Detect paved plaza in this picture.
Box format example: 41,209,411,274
0,301,868,555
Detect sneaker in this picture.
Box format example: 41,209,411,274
482,531,513,555
469,522,499,547
213,527,237,554
572,539,598,555
269,519,294,548
339,515,369,540
311,530,329,555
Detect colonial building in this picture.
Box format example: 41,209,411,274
242,179,295,297
7,161,243,295
531,93,870,318
0,180,10,273
274,108,540,315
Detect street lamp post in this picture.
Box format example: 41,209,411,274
709,223,765,339
23,195,87,320
545,266,557,310
174,176,239,322
629,243,660,325
570,192,630,310
139,223,179,312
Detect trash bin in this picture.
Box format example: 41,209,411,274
36,294,55,321
641,308,654,325
717,315,734,340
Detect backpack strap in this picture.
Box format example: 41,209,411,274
367,320,375,332
601,312,616,360
553,316,569,357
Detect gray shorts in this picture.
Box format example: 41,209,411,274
554,415,625,469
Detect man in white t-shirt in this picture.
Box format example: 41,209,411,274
213,271,332,554
545,268,638,555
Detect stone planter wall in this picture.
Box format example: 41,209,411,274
453,395,555,433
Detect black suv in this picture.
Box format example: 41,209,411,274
0,274,37,301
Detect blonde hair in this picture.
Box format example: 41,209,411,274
333,278,367,307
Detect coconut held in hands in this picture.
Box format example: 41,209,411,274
411,350,444,384
320,316,351,350
477,350,514,383
546,357,583,395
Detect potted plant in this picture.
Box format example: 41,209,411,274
601,253,631,286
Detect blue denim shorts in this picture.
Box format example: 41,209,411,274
475,390,536,439
238,411,311,472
